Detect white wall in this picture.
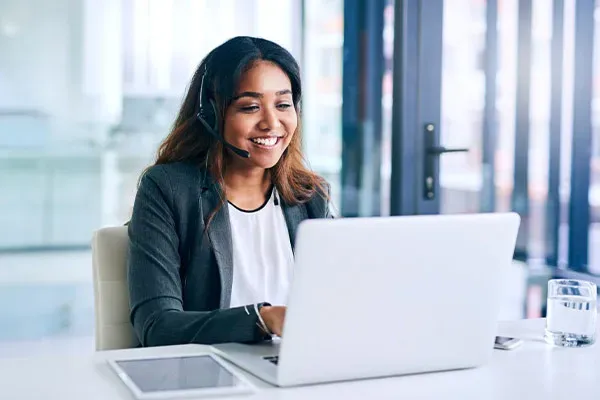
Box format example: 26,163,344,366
0,0,73,118
0,0,124,248
0,0,123,143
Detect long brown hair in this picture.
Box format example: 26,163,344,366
146,36,327,219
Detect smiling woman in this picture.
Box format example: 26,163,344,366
127,36,334,347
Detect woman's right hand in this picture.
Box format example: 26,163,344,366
259,306,287,337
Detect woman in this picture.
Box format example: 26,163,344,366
127,36,333,347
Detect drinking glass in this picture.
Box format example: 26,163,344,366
544,279,597,347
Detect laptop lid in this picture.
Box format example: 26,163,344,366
276,212,520,386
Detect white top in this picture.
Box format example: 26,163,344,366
228,187,294,308
3,318,600,399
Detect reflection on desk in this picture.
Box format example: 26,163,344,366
1,318,599,400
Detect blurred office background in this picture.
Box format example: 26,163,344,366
0,0,598,353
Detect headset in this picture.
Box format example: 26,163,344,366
196,59,280,215
196,61,251,159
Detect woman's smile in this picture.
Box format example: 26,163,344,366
249,136,283,149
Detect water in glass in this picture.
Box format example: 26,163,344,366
545,279,597,347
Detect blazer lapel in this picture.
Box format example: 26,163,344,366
201,184,234,308
281,201,308,252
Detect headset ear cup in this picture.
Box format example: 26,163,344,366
208,99,220,133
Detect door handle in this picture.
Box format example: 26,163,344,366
427,146,470,155
423,123,469,200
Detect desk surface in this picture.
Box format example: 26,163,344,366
3,318,599,400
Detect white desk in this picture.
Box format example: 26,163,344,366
3,318,599,400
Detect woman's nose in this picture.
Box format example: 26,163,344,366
258,107,282,131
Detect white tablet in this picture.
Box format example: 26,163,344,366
107,352,255,399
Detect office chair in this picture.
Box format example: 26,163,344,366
91,226,139,350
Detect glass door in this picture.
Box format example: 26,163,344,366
390,0,484,216
439,0,487,215
588,0,600,274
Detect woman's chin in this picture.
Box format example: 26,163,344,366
251,157,282,170
246,150,285,169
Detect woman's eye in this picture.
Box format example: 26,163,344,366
240,105,259,112
277,103,292,110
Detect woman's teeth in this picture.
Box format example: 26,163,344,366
251,137,278,146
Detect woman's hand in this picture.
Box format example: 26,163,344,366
259,306,287,336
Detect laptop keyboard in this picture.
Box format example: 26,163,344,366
263,355,279,365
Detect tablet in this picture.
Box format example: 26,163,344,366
107,353,255,399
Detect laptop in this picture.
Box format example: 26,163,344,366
213,212,520,387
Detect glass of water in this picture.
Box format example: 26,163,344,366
545,279,597,347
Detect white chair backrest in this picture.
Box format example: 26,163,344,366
91,226,139,350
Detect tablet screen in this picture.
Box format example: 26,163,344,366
115,355,242,393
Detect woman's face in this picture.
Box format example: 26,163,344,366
223,60,297,170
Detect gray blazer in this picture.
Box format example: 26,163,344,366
127,161,332,347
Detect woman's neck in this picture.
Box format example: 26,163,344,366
224,167,272,210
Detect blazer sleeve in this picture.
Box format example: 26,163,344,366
127,166,267,346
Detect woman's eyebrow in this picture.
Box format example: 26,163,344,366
233,89,292,100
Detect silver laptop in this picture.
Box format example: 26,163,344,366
213,213,520,387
